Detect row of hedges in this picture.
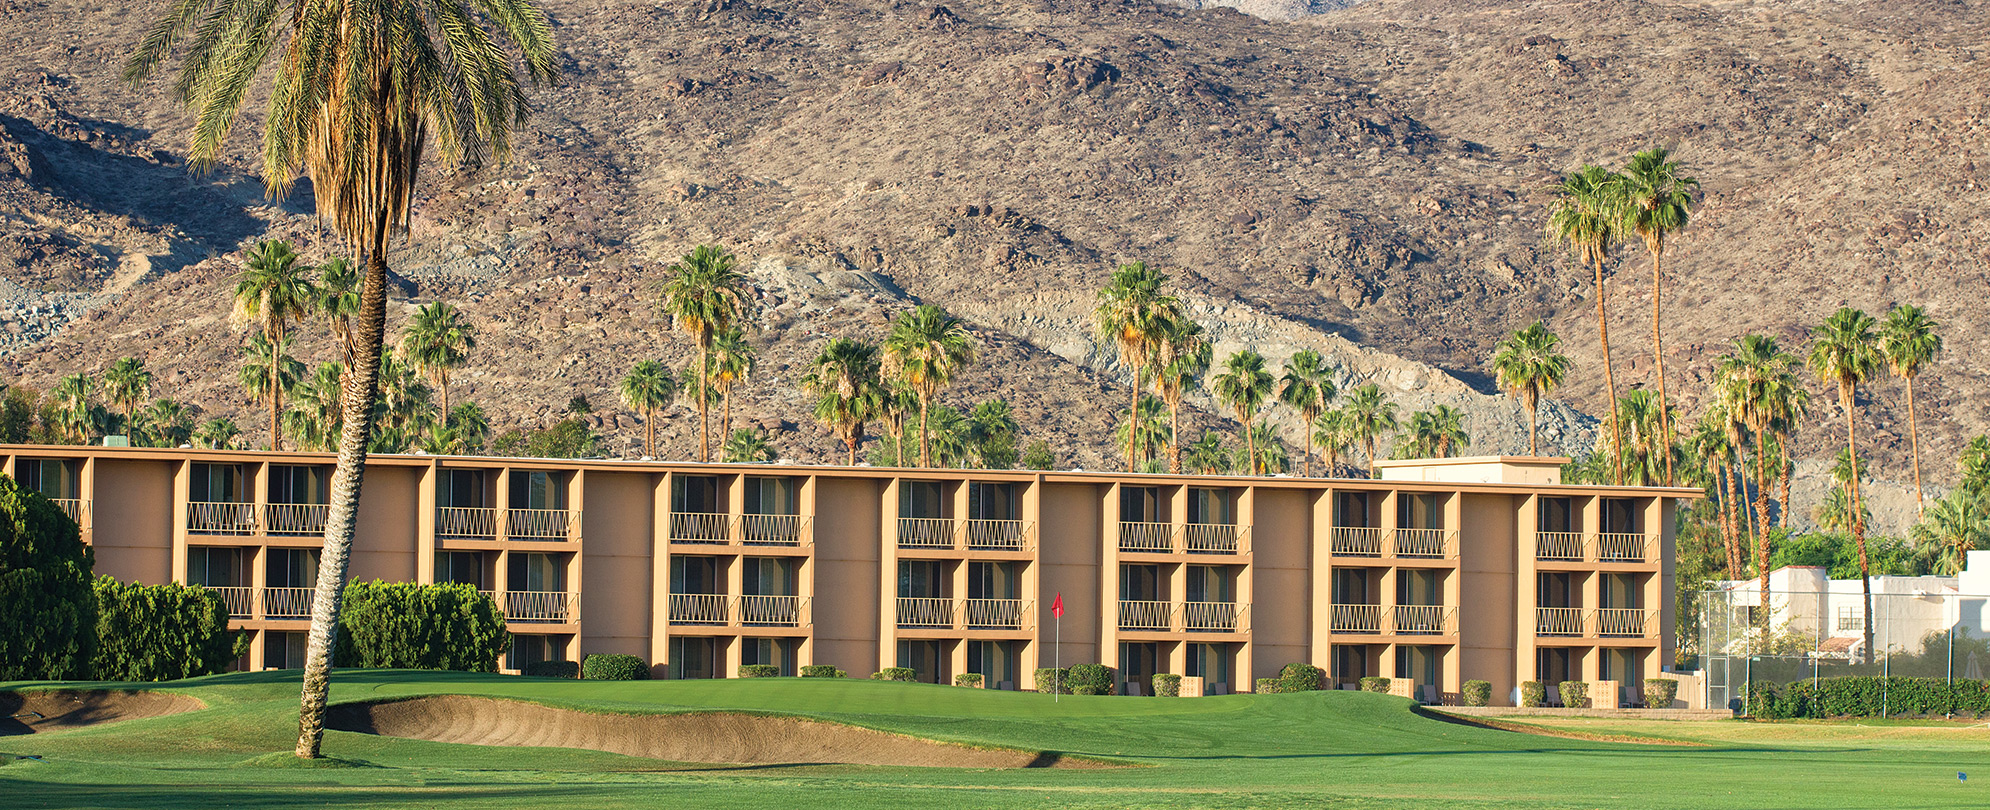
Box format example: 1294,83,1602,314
335,581,509,672
1746,677,1990,718
92,578,240,681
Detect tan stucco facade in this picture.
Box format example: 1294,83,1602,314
3,446,1693,705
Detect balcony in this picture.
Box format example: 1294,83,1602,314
437,507,498,540
1595,607,1656,638
1535,531,1585,561
896,596,956,628
1534,532,1657,564
502,590,579,623
1392,528,1455,559
204,585,255,619
1118,599,1174,631
265,586,316,619
668,593,730,625
739,594,806,626
963,519,1028,551
1597,533,1654,563
897,517,957,549
187,501,258,535
741,514,810,546
1392,605,1457,636
1183,523,1240,554
1329,526,1384,557
506,508,580,541
1329,604,1384,633
963,598,1027,629
1536,606,1586,636
49,498,91,529
1183,601,1244,632
1115,600,1248,633
264,503,328,537
669,512,733,543
1118,521,1175,553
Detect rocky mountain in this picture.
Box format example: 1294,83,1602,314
1,0,1985,536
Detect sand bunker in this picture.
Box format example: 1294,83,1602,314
1,689,203,735
329,695,1108,768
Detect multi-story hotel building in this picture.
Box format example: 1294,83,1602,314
3,446,1693,706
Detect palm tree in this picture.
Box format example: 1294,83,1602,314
876,383,921,467
883,305,977,468
656,244,752,463
1614,390,1666,486
801,339,883,466
373,347,438,452
1808,306,1881,661
1152,318,1211,473
229,240,316,450
1211,350,1274,475
1184,431,1232,475
1278,349,1336,476
1613,148,1698,486
193,417,239,450
1428,404,1470,458
1716,335,1804,628
966,400,1021,469
1491,321,1572,456
51,373,96,444
1240,421,1290,474
314,257,361,368
1963,436,1990,498
1879,305,1941,516
102,357,153,439
722,428,774,463
446,403,490,454
240,335,304,449
1093,262,1184,470
708,326,756,439
619,360,678,458
1114,395,1172,468
400,302,476,417
1342,383,1399,476
1912,491,1984,576
1547,165,1627,484
284,362,346,452
1687,411,1742,579
139,398,195,448
1312,409,1353,476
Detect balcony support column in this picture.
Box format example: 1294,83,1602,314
879,478,902,674
1515,493,1540,707
171,461,191,586
416,462,438,585
650,472,672,678
1100,483,1123,671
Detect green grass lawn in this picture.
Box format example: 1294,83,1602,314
3,670,1986,809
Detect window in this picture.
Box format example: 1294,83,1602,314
968,561,1019,600
1537,572,1576,608
509,470,566,510
1398,493,1443,530
898,560,946,598
742,557,794,596
1334,491,1373,527
900,480,947,518
508,552,564,592
1602,498,1642,534
1397,569,1440,607
1538,497,1575,533
1120,563,1164,602
669,637,718,679
968,640,1018,689
1118,642,1160,694
1332,568,1372,605
508,634,564,671
1120,486,1162,522
268,465,330,505
896,639,945,683
188,547,245,587
17,459,78,499
671,556,719,595
1187,488,1233,525
967,482,1019,520
1395,645,1440,689
264,631,308,669
673,475,722,513
1186,565,1233,603
266,548,319,589
440,469,490,508
741,637,797,675
744,477,797,515
1837,605,1864,631
437,551,487,589
1601,573,1640,609
1186,642,1231,689
190,463,246,503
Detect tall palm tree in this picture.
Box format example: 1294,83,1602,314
619,360,677,458
1716,334,1804,628
314,257,361,368
1614,390,1666,486
103,357,153,438
1152,318,1211,473
1428,404,1470,458
1962,436,1990,498
51,373,96,444
1211,350,1274,475
1342,383,1399,476
230,240,316,449
722,428,774,463
128,0,554,750
1687,412,1741,579
1093,262,1184,470
1184,432,1231,475
1312,409,1353,476
284,362,346,452
1613,148,1697,486
193,417,239,450
1547,165,1627,485
446,403,490,454
400,302,476,417
1808,306,1880,662
240,334,305,448
801,338,882,466
1491,321,1572,456
1396,410,1440,458
877,383,921,468
1879,305,1941,516
966,400,1020,469
1912,491,1984,576
883,305,977,468
1114,395,1172,468
656,244,752,463
708,326,756,439
140,397,196,448
1278,350,1336,476
372,347,437,453
1241,421,1290,474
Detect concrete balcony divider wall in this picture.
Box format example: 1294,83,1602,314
4,447,1692,699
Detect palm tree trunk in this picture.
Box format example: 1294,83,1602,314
1721,462,1742,580
1366,435,1378,478
1241,411,1256,476
1168,398,1182,474
1526,386,1540,457
1127,367,1142,471
723,391,733,446
920,396,932,468
438,375,450,423
697,347,711,463
1777,448,1793,531
1753,433,1772,630
643,406,655,457
269,352,283,452
1844,384,1875,664
845,425,860,466
1650,244,1675,486
296,233,391,759
1595,257,1624,485
1906,374,1924,517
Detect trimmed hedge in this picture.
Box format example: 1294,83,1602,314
1520,680,1547,707
1558,680,1589,709
1068,663,1116,695
0,479,96,680
1279,662,1324,693
799,664,846,678
1462,680,1492,707
1153,672,1182,697
1745,676,1990,719
739,664,780,678
954,673,983,688
871,667,917,682
1034,667,1070,694
1358,676,1390,694
335,581,508,671
583,654,649,681
1256,677,1283,694
1644,678,1679,708
91,578,235,681
524,660,578,678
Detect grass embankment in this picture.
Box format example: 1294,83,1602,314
2,670,1986,809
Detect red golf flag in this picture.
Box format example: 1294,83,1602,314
1051,592,1064,618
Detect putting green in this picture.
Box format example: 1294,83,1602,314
2,670,1985,808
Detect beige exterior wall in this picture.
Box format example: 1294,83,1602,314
2,447,1692,702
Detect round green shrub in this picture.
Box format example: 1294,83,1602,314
1358,676,1391,694
1255,677,1283,694
738,664,780,678
1520,680,1547,707
1643,678,1679,708
871,667,917,682
953,673,984,688
524,660,578,679
1152,673,1182,697
0,479,96,680
1462,679,1492,707
335,581,509,672
1067,663,1116,695
1279,662,1324,693
1033,667,1070,694
799,664,845,678
1558,680,1589,709
93,578,234,681
582,654,649,681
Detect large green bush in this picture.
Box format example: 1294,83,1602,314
1034,667,1069,694
1520,680,1546,707
1358,676,1390,694
583,654,649,681
1644,678,1679,708
953,672,983,688
1558,680,1589,708
334,581,509,671
1462,680,1492,707
0,478,96,680
1153,672,1181,697
871,667,917,682
739,664,779,678
91,578,235,681
1279,662,1324,693
799,664,846,678
1067,663,1116,695
1748,677,1990,719
1256,677,1283,694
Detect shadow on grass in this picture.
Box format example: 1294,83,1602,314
0,780,647,810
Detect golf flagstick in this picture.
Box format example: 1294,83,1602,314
1052,592,1064,703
